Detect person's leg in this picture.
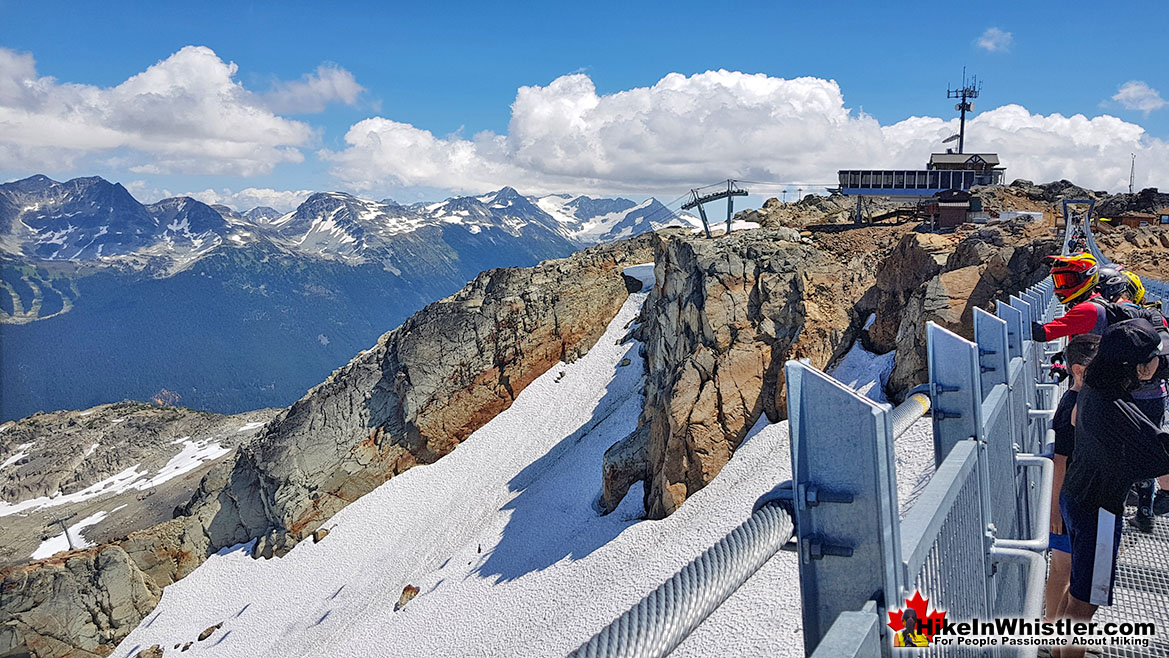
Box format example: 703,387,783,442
1059,594,1100,658
1047,548,1072,619
1059,493,1120,658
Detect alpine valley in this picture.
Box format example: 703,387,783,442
0,175,695,421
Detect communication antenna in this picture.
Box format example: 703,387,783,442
947,68,982,154
1130,153,1136,194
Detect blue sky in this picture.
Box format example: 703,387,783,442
2,1,1168,210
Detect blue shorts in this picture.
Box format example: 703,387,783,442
1049,531,1071,554
1061,490,1122,606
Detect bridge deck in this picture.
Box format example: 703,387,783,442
1096,510,1169,657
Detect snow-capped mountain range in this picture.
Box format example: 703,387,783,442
0,175,697,268
0,175,696,423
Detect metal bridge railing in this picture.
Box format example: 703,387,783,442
797,277,1061,658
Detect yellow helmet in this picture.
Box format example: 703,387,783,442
1124,270,1146,305
1049,252,1098,304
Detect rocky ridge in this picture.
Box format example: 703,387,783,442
1,233,656,656
0,403,278,569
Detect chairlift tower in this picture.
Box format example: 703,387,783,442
947,70,982,154
682,180,749,237
48,513,78,551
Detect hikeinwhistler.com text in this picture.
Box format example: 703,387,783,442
924,617,1156,649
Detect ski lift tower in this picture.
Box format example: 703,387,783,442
947,70,981,154
682,180,749,238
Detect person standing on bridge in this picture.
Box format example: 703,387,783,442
1111,270,1169,530
1043,333,1099,623
1057,319,1169,658
1038,260,1169,534
1033,254,1108,344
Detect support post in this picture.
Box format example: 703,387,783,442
726,179,734,236
692,190,712,238
786,361,902,656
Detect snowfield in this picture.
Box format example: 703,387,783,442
0,436,231,517
114,264,934,658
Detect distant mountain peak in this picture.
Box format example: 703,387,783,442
244,206,282,222
492,186,522,202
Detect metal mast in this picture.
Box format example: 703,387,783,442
947,69,981,154
1130,153,1136,194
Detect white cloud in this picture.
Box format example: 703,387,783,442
976,27,1013,52
122,181,310,212
0,46,326,176
187,187,313,212
1112,81,1169,114
322,70,1169,196
262,64,366,114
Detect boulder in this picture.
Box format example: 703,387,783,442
395,585,420,611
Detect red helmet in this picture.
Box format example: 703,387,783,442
1049,253,1098,304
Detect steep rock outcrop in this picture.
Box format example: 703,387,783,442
606,230,886,518
0,546,160,657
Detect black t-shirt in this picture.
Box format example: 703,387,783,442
1065,385,1169,515
1052,388,1078,458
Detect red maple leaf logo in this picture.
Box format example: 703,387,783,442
887,590,947,642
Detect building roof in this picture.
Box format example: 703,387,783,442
928,153,1001,166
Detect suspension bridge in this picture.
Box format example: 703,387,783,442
568,198,1169,657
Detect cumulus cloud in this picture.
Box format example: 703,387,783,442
976,27,1013,52
323,70,1169,196
0,46,339,176
262,64,366,114
187,187,314,212
123,180,311,212
1112,81,1169,114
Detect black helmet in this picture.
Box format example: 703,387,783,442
1096,265,1127,301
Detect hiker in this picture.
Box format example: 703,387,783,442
1043,333,1099,622
1056,319,1169,658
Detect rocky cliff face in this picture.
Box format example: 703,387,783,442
602,228,900,518
1,234,656,657
1,546,161,658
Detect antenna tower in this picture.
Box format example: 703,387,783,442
1130,153,1136,194
947,69,982,154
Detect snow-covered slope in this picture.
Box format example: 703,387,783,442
114,265,934,658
